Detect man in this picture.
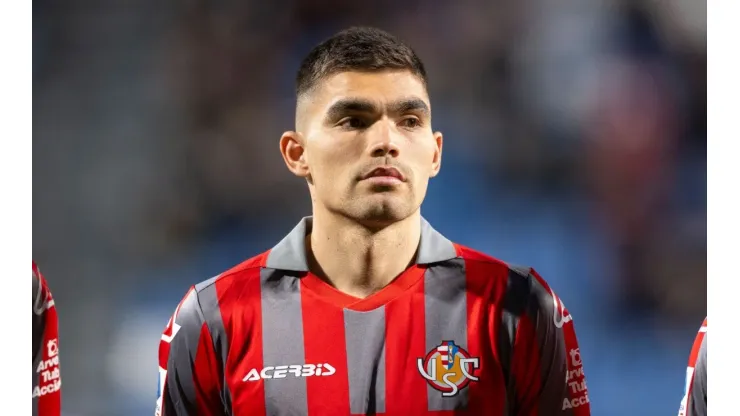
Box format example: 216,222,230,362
157,27,591,415
32,261,62,415
678,317,707,416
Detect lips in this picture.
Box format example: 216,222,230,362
363,167,405,181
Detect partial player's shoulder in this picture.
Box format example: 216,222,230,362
33,261,41,299
32,261,54,294
696,318,707,354
32,260,43,287
32,261,55,314
691,316,708,363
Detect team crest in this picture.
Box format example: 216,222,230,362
417,340,480,397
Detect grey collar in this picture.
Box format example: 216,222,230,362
265,216,458,271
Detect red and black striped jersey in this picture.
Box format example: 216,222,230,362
32,262,62,416
678,317,707,416
157,217,591,415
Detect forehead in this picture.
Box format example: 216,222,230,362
309,70,429,109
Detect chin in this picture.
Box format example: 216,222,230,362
354,199,415,228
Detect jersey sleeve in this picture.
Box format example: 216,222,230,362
679,318,707,416
509,268,591,415
157,287,224,416
32,262,62,416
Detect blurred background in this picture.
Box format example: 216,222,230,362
32,0,706,414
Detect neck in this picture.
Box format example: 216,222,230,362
307,209,421,299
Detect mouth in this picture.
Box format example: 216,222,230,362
362,166,406,182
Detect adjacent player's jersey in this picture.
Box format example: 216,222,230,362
678,317,707,416
157,217,591,415
32,262,62,416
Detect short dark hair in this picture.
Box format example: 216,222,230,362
295,27,428,97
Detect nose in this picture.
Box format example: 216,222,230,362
368,122,400,158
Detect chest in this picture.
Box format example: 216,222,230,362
222,286,506,415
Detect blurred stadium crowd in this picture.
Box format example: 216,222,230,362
33,0,705,414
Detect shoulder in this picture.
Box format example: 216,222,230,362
172,250,271,328
452,244,566,321
452,243,520,285
191,250,269,299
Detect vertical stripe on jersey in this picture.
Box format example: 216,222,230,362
521,271,581,416
161,286,224,414
196,277,232,413
423,259,469,411
300,289,351,415
496,267,532,415
164,288,200,404
344,307,387,415
219,266,265,415
193,323,222,412
459,249,510,416
260,269,308,415
385,276,428,415
511,311,544,415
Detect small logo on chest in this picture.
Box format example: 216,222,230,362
242,363,336,381
417,340,480,397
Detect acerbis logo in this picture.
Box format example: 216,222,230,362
417,340,480,397
242,363,336,381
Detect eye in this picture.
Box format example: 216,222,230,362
339,117,366,130
400,117,422,129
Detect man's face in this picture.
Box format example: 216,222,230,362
283,70,443,228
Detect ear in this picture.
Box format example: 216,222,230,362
429,131,443,178
279,131,310,178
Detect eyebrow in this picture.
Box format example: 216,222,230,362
324,97,430,122
387,98,430,117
